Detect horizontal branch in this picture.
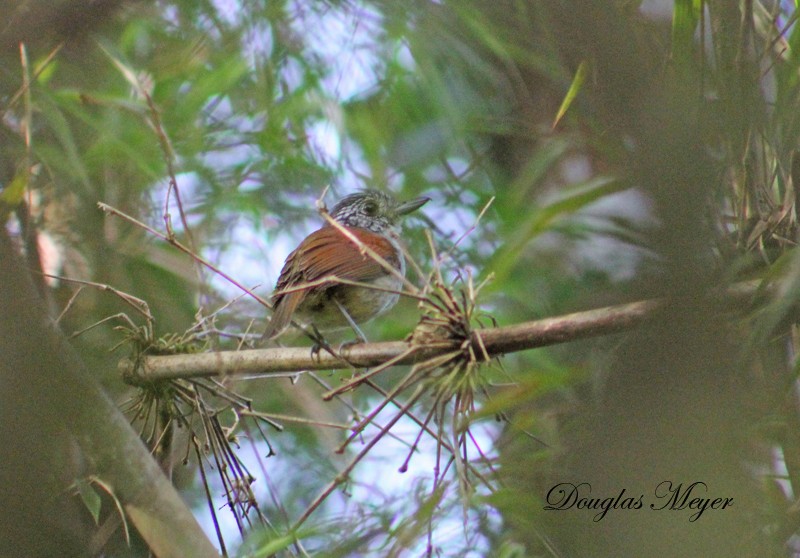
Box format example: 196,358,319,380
120,280,766,383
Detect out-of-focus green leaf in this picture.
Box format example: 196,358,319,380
0,165,29,219
671,0,702,71
34,95,93,192
75,478,102,525
552,60,587,129
502,137,571,212
97,39,150,99
34,55,58,84
238,526,319,558
490,176,630,285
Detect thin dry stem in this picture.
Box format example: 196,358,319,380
43,272,153,322
321,345,419,400
238,409,351,430
0,43,63,120
291,382,429,531
271,273,427,303
98,202,271,310
447,196,495,256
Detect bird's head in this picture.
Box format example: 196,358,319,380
329,189,429,232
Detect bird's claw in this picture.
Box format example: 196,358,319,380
308,325,333,361
336,339,361,357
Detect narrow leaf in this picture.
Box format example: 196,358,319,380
671,0,702,66
0,166,29,210
75,478,102,525
552,60,587,129
489,177,630,285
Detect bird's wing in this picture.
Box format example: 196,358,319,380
265,226,401,338
296,226,401,283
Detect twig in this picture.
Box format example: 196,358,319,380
291,383,429,531
140,91,210,299
97,202,270,310
0,42,63,121
447,196,494,256
43,273,153,322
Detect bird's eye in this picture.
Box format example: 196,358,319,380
363,200,378,216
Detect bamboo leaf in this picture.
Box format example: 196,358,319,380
490,177,630,285
0,166,29,219
239,527,319,558
75,478,102,525
671,0,702,66
552,60,588,129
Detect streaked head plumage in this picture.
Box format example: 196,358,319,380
330,189,429,232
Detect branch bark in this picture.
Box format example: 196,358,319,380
0,228,219,557
122,280,766,383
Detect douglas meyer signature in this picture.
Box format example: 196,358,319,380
543,481,733,522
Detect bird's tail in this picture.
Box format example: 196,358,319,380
261,290,304,341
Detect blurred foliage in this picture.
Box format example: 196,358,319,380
5,0,800,556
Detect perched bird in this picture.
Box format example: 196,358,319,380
263,189,430,340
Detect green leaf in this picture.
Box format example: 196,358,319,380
552,60,588,129
671,0,702,67
0,165,29,219
503,137,572,211
96,39,150,99
248,534,296,557
75,478,102,525
238,526,319,558
489,176,630,286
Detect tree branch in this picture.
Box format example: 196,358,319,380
121,280,766,383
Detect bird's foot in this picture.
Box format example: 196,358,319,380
335,339,363,359
308,325,334,362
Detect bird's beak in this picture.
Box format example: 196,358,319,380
396,196,430,216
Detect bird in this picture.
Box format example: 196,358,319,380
263,189,430,341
